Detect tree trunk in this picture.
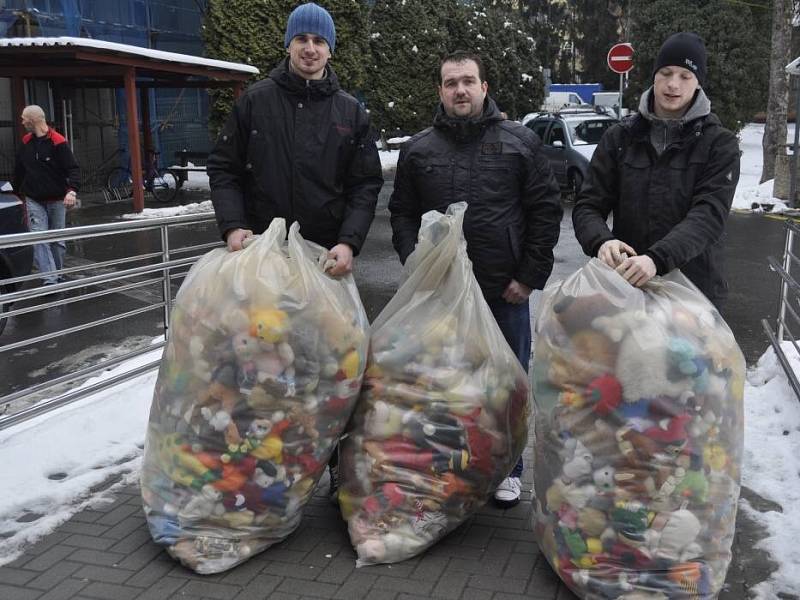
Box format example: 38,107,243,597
761,0,793,184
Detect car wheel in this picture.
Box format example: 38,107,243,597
568,170,584,201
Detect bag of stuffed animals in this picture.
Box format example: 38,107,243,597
140,218,369,574
338,202,530,567
531,258,744,598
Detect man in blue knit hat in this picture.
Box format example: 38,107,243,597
208,3,382,500
209,2,381,272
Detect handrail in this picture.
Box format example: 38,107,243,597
0,212,220,430
765,220,800,402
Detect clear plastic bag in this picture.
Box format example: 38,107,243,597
339,202,530,566
141,219,368,573
532,259,744,598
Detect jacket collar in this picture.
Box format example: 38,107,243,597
433,97,504,142
269,58,340,99
623,89,719,144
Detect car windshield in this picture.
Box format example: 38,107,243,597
567,119,615,146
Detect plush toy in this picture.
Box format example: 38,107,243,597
249,309,289,344
178,484,224,522
645,509,702,563
561,438,593,483
552,292,620,335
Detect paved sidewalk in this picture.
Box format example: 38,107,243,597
0,424,774,600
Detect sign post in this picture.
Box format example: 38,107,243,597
607,43,634,119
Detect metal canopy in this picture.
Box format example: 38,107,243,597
0,37,258,211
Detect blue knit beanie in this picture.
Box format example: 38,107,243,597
284,3,336,53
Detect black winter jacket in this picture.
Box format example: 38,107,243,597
572,110,740,305
207,59,383,254
13,128,80,201
388,99,563,300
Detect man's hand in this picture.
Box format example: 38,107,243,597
598,239,637,268
616,255,657,287
502,279,532,304
63,190,77,208
225,228,254,252
326,243,354,276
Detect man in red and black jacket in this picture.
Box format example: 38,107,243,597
12,105,80,285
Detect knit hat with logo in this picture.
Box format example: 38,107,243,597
284,3,336,53
652,32,707,86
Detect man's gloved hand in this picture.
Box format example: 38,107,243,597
225,228,254,252
616,254,657,288
325,243,354,276
598,239,637,268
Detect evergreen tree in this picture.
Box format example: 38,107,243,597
521,0,570,84
204,0,369,134
627,0,769,132
448,1,543,119
573,0,623,89
367,0,449,135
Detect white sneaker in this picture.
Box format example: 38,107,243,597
493,476,521,508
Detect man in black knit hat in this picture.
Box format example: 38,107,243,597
572,32,740,309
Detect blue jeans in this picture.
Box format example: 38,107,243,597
26,197,66,285
488,298,530,478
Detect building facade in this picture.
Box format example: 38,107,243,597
0,0,212,191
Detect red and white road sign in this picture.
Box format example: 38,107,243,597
607,43,634,74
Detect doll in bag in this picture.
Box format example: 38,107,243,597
532,259,744,599
140,219,368,574
339,203,530,566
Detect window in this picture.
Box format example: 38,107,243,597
569,119,615,145
547,123,566,146
529,120,549,141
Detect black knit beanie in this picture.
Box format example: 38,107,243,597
652,32,707,86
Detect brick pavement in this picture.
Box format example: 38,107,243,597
0,423,775,600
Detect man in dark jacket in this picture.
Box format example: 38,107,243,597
207,2,382,277
13,104,80,286
207,2,381,502
389,51,563,507
572,32,740,308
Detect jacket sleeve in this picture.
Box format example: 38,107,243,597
572,128,620,258
207,96,251,240
387,146,421,264
515,136,563,290
57,143,81,192
338,106,383,255
645,130,740,274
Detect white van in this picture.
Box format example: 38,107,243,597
540,91,584,111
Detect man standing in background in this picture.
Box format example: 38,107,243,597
13,104,80,286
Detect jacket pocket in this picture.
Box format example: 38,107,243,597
507,225,521,263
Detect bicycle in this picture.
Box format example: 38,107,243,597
106,150,179,203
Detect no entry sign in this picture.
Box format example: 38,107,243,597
607,43,634,74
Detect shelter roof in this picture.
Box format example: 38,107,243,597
0,36,258,85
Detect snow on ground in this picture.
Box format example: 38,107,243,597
741,341,800,597
1,124,799,597
0,346,162,565
731,123,795,213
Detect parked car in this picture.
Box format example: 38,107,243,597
525,109,618,198
0,190,33,335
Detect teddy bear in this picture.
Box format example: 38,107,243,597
178,484,225,522
249,308,290,344
551,291,621,336
560,438,594,484
644,508,702,563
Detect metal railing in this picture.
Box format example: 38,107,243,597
763,218,800,401
0,213,221,430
